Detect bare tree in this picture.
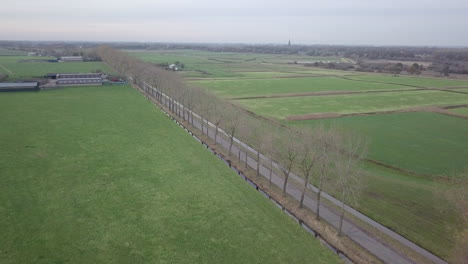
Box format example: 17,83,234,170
209,99,224,145
239,121,252,165
297,128,321,208
334,132,367,236
274,133,299,196
249,122,266,177
262,132,276,186
224,107,241,157
313,129,335,220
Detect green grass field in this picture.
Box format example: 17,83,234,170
191,76,409,98
452,88,468,93
237,90,468,119
349,75,468,88
0,85,340,264
289,112,468,176
355,163,460,259
450,107,468,115
0,56,116,80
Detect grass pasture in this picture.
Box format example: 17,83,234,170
191,76,409,98
289,112,468,176
0,56,116,80
356,163,460,259
450,107,468,115
0,85,340,264
349,74,468,88
236,90,468,119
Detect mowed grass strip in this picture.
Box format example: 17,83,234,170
192,76,409,98
288,112,468,176
0,56,116,80
0,86,340,264
349,75,468,88
236,90,468,119
449,107,468,115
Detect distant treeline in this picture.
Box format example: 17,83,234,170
1,40,468,74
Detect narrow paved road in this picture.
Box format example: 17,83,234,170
141,82,447,264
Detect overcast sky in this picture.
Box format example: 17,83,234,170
1,0,468,46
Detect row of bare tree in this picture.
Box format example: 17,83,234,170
97,46,367,237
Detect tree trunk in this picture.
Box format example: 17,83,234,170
282,172,290,196
229,136,234,156
269,159,273,186
338,201,346,236
179,103,182,118
214,125,219,145
238,147,241,162
316,163,325,220
182,106,185,121
201,116,204,134
256,151,260,177
190,111,194,126
245,150,248,168
299,173,310,208
316,189,322,220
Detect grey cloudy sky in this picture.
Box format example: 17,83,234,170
1,0,468,46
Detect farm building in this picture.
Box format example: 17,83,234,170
59,56,83,62
0,82,39,92
57,78,102,85
56,73,104,86
168,64,179,71
57,73,103,79
45,73,58,79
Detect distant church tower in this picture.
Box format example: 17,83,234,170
288,40,291,46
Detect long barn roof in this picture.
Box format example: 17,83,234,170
0,82,38,88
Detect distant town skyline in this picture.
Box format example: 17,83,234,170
2,0,468,46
